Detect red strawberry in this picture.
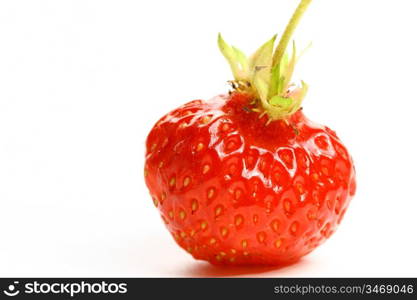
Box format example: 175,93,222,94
144,0,356,266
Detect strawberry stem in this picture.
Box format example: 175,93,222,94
272,0,312,67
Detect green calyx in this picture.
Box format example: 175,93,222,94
218,0,312,121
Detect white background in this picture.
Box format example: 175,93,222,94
0,0,416,277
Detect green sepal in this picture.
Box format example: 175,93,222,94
218,34,249,81
270,95,293,109
287,80,308,115
249,35,276,81
253,75,269,105
249,35,277,103
268,64,280,97
232,46,249,75
282,41,297,93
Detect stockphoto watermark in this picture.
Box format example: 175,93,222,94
2,280,128,297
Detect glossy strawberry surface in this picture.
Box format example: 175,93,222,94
145,93,356,265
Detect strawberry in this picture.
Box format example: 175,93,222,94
144,0,356,266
